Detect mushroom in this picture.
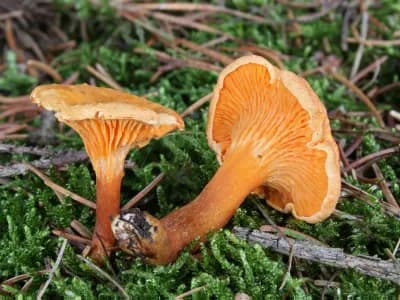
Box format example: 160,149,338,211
30,84,184,262
111,55,341,264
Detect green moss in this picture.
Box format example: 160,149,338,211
0,52,37,95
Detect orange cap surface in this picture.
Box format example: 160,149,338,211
207,55,340,223
31,84,184,176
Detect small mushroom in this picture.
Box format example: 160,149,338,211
111,55,341,264
31,84,184,263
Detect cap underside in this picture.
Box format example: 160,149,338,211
207,55,340,222
31,84,183,127
30,84,185,178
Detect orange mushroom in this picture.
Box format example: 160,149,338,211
30,84,184,263
111,55,341,264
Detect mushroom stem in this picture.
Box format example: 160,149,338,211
91,172,123,260
163,150,261,253
113,146,265,264
89,151,127,263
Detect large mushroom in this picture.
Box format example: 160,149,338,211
111,55,341,265
30,84,184,263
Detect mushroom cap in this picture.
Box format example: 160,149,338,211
207,55,340,223
31,84,184,175
31,84,183,127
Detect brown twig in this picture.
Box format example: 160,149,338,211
286,9,302,48
201,36,230,48
341,180,376,207
0,105,40,120
178,57,222,72
277,0,322,9
21,277,33,293
0,143,53,156
122,2,272,24
333,129,400,145
369,15,390,32
26,60,63,82
183,11,213,22
63,72,80,85
150,61,184,83
234,227,400,285
175,286,206,299
337,142,351,172
344,146,400,171
19,30,46,62
0,95,30,104
4,18,24,61
0,10,23,21
121,13,174,41
373,82,400,97
147,11,231,37
290,0,343,23
52,229,91,245
0,134,28,141
350,4,369,79
133,17,232,77
86,65,123,90
180,92,213,118
341,180,400,219
175,38,233,65
24,163,96,209
372,163,399,209
351,56,387,83
133,48,221,73
239,44,285,69
347,37,400,47
2,269,50,287
299,66,323,77
330,113,369,128
325,68,385,127
0,125,29,139
47,40,77,52
122,173,166,211
344,136,363,157
70,220,92,239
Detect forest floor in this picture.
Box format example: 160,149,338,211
0,0,399,299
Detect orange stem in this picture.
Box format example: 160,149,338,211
135,147,265,264
90,158,125,263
